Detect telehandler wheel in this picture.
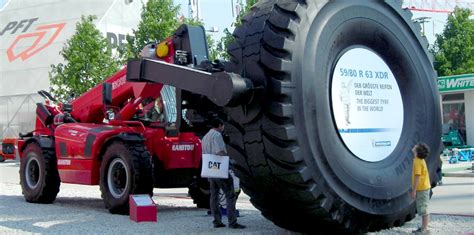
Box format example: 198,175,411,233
19,142,60,203
225,0,441,233
188,176,210,209
100,142,153,214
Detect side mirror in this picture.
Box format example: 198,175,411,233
103,83,112,105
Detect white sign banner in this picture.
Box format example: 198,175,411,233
200,154,229,179
331,48,404,162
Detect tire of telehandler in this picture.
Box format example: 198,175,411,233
188,177,210,209
100,142,153,214
19,143,60,203
225,0,441,233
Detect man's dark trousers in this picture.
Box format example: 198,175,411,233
209,177,237,226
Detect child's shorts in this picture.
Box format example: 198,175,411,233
416,189,430,216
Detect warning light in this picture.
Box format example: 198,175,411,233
156,42,169,58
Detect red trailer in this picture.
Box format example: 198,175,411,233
0,138,17,162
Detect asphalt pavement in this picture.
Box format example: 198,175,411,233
0,159,473,234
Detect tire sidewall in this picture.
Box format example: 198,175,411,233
293,1,440,212
188,177,211,209
20,144,46,201
100,143,134,209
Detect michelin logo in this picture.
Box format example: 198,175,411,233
373,140,391,147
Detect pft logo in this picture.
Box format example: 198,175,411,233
1,18,66,62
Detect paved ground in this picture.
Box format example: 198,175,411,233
431,160,474,216
441,158,474,177
0,161,288,234
0,159,473,234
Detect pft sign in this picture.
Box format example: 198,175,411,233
0,18,39,35
1,17,66,62
107,32,133,48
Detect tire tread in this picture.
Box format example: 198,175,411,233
100,141,153,214
225,0,433,233
20,142,60,204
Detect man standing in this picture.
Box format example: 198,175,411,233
202,118,245,229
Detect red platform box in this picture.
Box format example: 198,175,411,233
129,194,157,223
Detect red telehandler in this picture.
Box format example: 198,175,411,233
18,1,443,233
18,25,214,214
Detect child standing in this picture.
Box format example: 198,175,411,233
411,143,431,234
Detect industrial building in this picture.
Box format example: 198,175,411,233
438,74,474,146
0,0,143,138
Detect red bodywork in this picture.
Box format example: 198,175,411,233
18,37,202,186
1,138,17,161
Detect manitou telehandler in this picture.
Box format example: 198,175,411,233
18,1,442,233
18,25,215,214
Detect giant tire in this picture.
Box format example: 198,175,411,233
225,0,441,233
19,142,60,203
100,142,153,214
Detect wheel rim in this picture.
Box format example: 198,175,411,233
25,156,40,189
107,158,129,198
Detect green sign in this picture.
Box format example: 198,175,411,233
438,74,474,92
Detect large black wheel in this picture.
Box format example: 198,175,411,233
225,0,441,233
188,176,210,209
19,142,60,203
100,142,153,214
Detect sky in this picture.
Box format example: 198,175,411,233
0,0,471,45
172,0,474,45
173,0,236,41
411,11,454,44
408,0,474,43
0,0,8,10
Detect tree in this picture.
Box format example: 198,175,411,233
215,28,233,60
431,7,474,76
124,0,180,59
183,17,203,27
235,0,258,27
49,15,121,102
207,35,220,61
216,0,258,60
